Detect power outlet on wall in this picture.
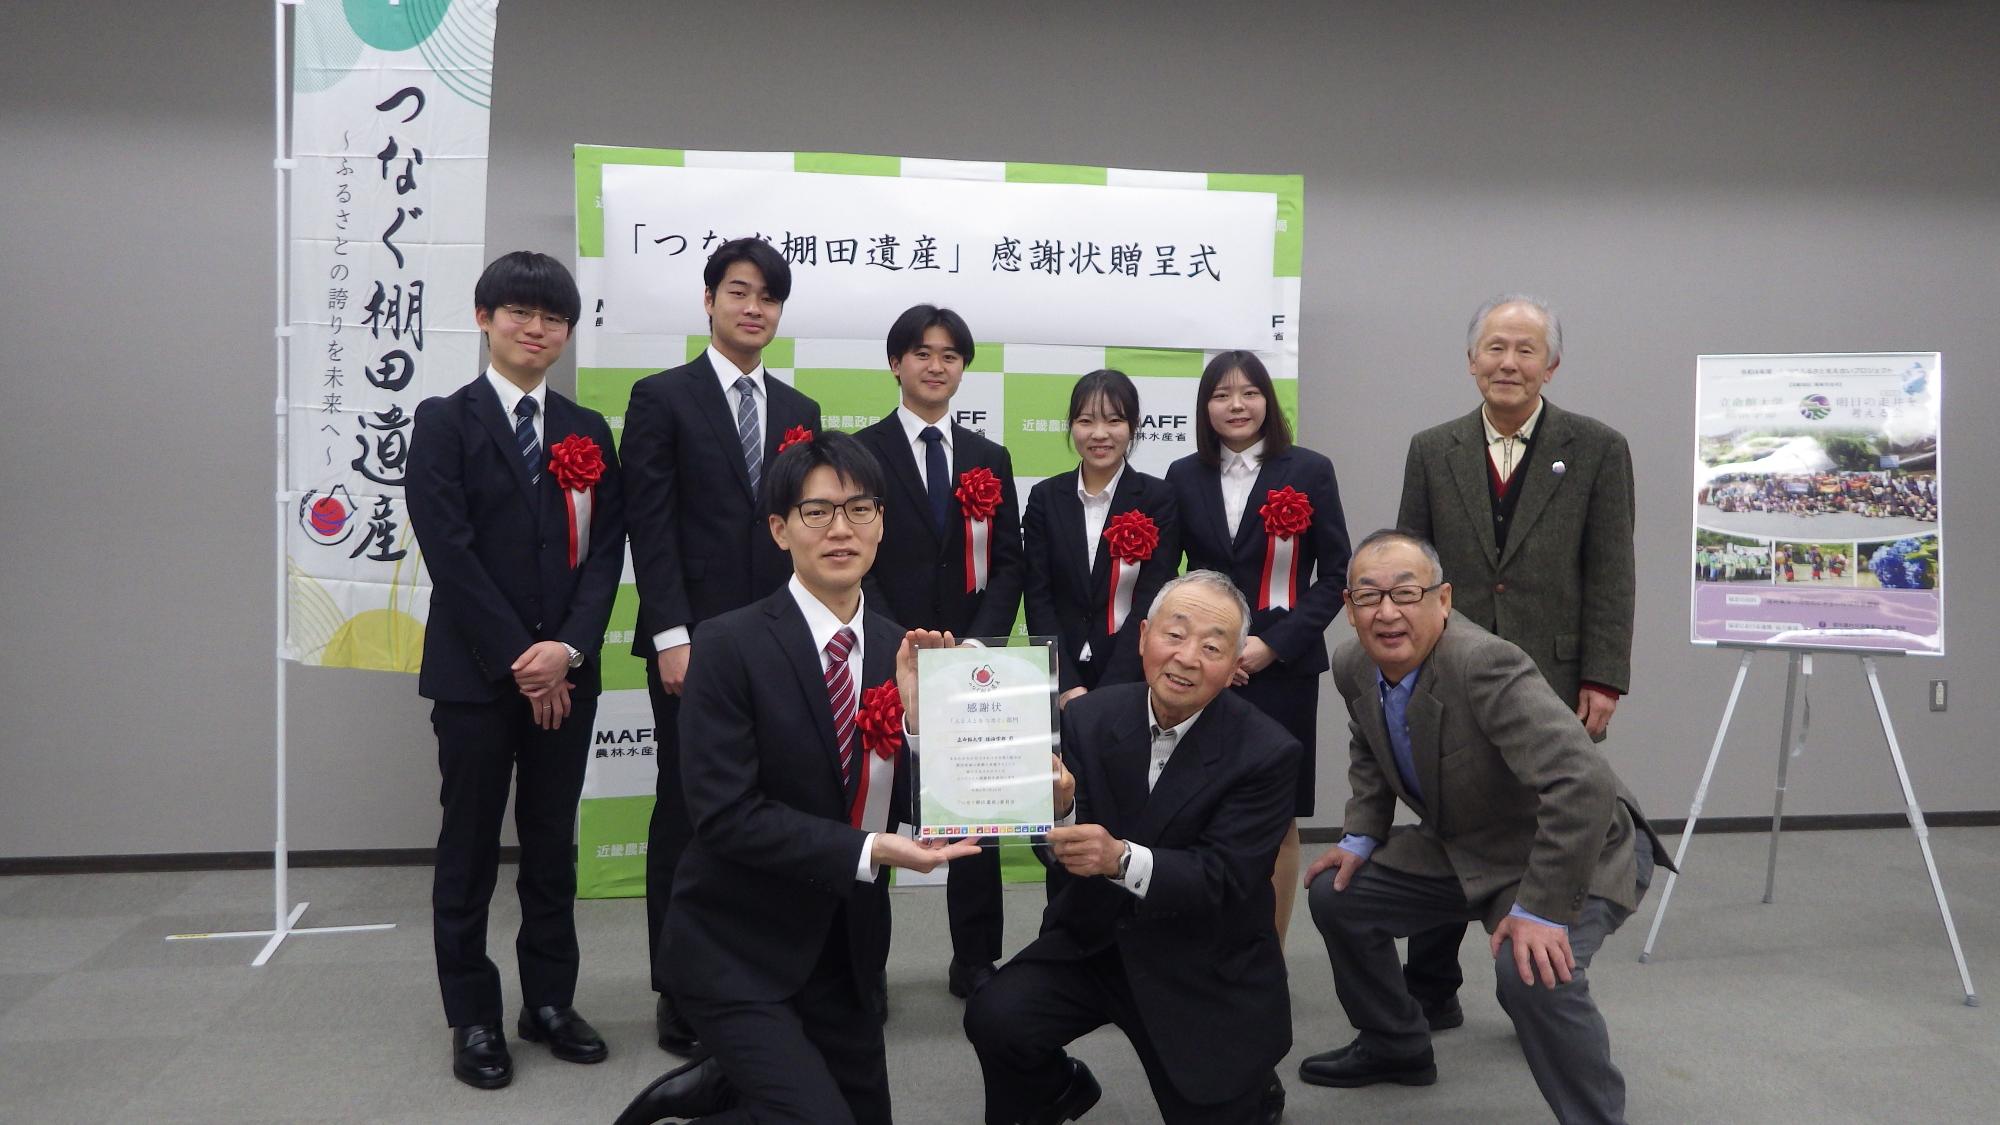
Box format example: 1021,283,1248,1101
1930,680,1947,712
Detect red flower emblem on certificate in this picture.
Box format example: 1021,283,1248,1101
547,434,605,492
1102,509,1160,563
857,680,905,759
1259,485,1313,539
955,466,1003,521
778,425,814,453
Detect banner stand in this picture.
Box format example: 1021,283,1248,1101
165,0,394,967
1638,645,1976,1006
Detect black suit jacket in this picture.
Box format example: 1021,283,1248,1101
856,416,1024,638
621,353,822,658
1021,684,1297,1104
662,588,909,1007
1022,468,1181,693
1167,446,1351,678
407,376,624,703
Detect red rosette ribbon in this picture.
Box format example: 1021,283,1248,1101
850,680,904,829
547,434,605,569
778,425,814,453
1256,486,1313,610
1102,509,1160,633
1103,509,1159,564
956,467,1003,593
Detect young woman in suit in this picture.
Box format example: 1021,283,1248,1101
1167,350,1350,942
1022,369,1181,710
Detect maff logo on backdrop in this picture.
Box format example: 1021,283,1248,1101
298,485,357,546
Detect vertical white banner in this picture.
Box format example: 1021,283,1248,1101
284,0,499,669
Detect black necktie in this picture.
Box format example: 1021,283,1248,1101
920,426,951,535
514,397,541,484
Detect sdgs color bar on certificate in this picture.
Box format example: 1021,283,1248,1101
914,642,1059,842
1689,352,1943,655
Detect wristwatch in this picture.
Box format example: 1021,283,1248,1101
563,643,584,669
1114,840,1133,880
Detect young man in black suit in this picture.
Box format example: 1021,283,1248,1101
965,571,1299,1125
407,251,625,1089
621,238,823,1053
614,431,984,1125
854,304,1025,1000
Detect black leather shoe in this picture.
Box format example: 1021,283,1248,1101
655,994,699,1056
947,957,997,999
450,1023,513,1090
1024,1057,1101,1125
1422,995,1465,1032
1298,1039,1437,1088
517,1004,608,1063
613,1054,735,1125
1260,1070,1286,1124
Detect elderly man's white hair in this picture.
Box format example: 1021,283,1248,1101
1466,294,1563,365
1146,570,1252,652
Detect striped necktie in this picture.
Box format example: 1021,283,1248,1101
825,627,858,785
734,376,762,497
514,397,541,484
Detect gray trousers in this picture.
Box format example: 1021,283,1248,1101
1307,835,1654,1125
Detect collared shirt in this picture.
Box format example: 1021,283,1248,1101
895,404,955,491
484,365,546,450
651,347,772,654
784,575,883,883
1219,439,1265,537
1482,398,1545,485
1109,697,1204,899
1076,462,1127,662
1377,665,1424,803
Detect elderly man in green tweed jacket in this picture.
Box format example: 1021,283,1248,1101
1394,294,1637,1032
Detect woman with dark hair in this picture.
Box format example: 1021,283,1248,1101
1167,350,1350,944
1023,370,1181,707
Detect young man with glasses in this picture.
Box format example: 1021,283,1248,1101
1299,529,1666,1124
621,237,823,1055
614,431,981,1125
407,251,625,1089
854,304,1025,1001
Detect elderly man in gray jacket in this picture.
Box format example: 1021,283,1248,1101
1301,529,1667,1125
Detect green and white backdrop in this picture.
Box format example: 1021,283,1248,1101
571,146,1303,897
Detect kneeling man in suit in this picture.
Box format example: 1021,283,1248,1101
1301,529,1668,1125
965,570,1300,1125
615,430,986,1125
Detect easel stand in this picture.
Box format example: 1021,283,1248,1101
1638,646,1977,1006
163,0,395,967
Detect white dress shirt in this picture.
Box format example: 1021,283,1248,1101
484,365,546,450
1049,694,1203,899
1110,700,1204,898
1482,398,1545,487
1076,463,1126,662
784,575,885,883
1219,439,1266,538
650,346,771,654
895,404,954,490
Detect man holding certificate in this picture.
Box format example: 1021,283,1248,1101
616,432,996,1125
964,571,1299,1125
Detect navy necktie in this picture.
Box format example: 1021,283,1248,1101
514,397,541,485
920,426,951,535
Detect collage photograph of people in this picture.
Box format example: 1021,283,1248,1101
410,234,1656,1124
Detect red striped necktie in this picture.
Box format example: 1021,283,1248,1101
825,627,858,785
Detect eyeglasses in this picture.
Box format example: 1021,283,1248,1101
1345,582,1444,608
500,304,572,331
793,496,882,528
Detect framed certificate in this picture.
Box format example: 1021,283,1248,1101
913,639,1058,840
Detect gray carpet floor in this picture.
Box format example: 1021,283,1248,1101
2,828,1996,1123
